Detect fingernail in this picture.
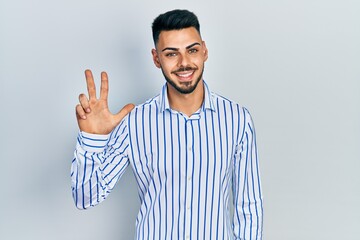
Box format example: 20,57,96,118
86,108,91,113
82,115,87,119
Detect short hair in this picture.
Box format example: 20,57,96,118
152,9,201,46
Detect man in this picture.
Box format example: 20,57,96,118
71,9,263,239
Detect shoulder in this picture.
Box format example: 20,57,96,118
121,94,161,128
109,95,161,138
137,94,160,108
211,92,255,135
211,92,249,115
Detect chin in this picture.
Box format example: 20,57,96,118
162,67,204,94
169,78,201,94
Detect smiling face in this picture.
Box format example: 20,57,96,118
152,27,208,95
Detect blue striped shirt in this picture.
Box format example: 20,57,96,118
71,81,263,239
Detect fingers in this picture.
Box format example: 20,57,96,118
115,103,135,122
76,104,87,120
76,93,91,119
85,69,97,100
85,70,109,101
100,71,109,100
79,93,91,113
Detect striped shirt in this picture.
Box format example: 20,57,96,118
71,81,263,240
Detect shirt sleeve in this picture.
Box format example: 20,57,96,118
232,107,263,239
70,119,130,210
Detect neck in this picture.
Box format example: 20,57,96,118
167,81,205,117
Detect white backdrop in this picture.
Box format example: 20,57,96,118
1,0,359,239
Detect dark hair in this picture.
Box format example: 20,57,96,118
152,9,201,45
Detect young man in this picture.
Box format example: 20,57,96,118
72,9,263,240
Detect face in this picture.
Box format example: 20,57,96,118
152,27,208,95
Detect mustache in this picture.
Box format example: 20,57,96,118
171,66,198,74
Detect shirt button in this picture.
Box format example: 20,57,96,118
186,236,190,239
188,176,192,181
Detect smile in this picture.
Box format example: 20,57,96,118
174,70,195,79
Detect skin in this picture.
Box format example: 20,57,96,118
152,27,208,116
76,27,208,134
76,70,134,134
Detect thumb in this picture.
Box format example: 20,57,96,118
115,103,135,122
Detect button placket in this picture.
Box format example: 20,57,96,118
184,119,193,238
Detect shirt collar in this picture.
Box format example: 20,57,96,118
159,80,216,113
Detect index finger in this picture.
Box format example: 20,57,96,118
85,69,97,100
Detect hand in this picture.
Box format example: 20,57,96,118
76,69,135,134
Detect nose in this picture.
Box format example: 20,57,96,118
178,53,190,68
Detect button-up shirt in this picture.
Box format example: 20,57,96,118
71,81,263,239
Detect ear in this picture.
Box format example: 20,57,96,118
151,49,161,68
202,41,209,62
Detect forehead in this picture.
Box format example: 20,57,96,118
157,27,202,49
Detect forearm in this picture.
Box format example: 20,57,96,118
71,131,129,209
233,194,263,239
233,155,264,240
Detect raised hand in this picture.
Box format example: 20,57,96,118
76,69,135,135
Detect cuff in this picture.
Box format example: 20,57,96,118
78,131,110,153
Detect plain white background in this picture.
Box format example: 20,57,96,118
1,0,359,239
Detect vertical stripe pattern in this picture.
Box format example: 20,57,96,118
71,81,263,239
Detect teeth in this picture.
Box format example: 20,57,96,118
177,71,193,77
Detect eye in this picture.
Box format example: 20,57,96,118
165,52,177,57
188,48,198,54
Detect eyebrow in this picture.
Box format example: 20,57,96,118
161,42,201,52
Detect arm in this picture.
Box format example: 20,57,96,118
71,69,134,209
233,108,263,239
71,121,130,209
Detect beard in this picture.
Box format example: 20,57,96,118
161,65,204,94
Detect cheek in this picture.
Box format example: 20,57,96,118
191,54,206,64
160,59,178,71
192,58,205,68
